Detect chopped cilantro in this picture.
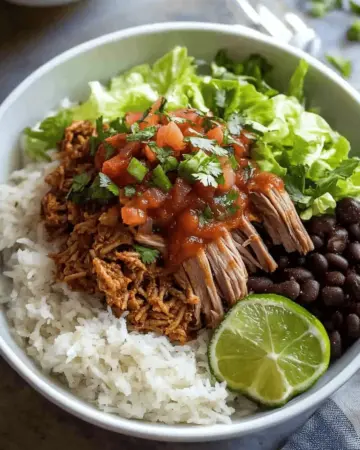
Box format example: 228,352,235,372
147,142,179,172
347,20,360,41
127,126,157,142
198,205,214,226
147,142,173,162
88,175,118,201
229,154,239,170
66,172,91,200
89,116,115,158
99,173,119,196
178,150,223,188
184,136,228,156
214,190,240,216
154,97,168,114
227,113,243,136
243,163,255,182
326,54,352,78
133,245,160,264
124,185,136,197
109,117,128,133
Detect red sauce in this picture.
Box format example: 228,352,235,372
104,106,285,268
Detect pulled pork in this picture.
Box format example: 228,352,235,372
43,121,199,344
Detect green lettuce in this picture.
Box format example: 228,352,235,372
213,56,359,219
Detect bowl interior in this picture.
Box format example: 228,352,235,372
1,23,360,441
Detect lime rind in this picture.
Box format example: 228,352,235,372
208,294,330,407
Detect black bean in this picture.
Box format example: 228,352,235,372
327,227,348,254
323,320,334,332
308,253,329,274
346,242,360,263
325,253,349,272
346,314,360,338
324,271,346,286
308,215,336,236
248,277,273,293
268,280,301,300
348,303,360,316
332,311,344,329
329,330,342,359
284,267,314,283
277,256,290,270
336,198,360,225
298,280,320,303
348,223,360,242
345,272,360,302
321,286,345,307
310,234,324,250
296,256,307,266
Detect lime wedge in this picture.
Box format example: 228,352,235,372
208,294,330,406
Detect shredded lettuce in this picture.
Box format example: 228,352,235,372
23,46,360,220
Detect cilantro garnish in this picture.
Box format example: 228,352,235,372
89,116,115,158
229,154,239,170
214,190,240,216
199,205,214,226
133,245,160,264
147,142,179,172
124,185,136,197
178,150,223,188
184,136,228,156
109,117,128,133
243,163,255,182
99,173,119,196
66,172,91,200
127,125,157,142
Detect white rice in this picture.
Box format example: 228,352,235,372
0,160,257,424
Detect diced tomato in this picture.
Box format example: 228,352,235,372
118,142,141,159
125,112,143,127
94,133,127,170
144,144,157,162
121,206,147,226
168,109,200,131
177,209,200,235
141,188,167,209
206,126,224,145
193,182,216,202
217,156,235,192
171,178,192,211
232,139,247,160
106,133,127,147
94,144,107,170
102,154,130,179
156,122,185,152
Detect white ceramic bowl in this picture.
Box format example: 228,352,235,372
1,22,360,442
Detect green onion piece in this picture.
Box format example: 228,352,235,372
152,165,173,192
127,157,148,182
163,156,179,172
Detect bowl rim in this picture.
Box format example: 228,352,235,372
1,21,360,442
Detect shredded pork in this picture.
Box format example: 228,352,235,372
42,119,314,343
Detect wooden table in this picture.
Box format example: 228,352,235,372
0,1,358,449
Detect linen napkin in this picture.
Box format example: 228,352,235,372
283,371,360,449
